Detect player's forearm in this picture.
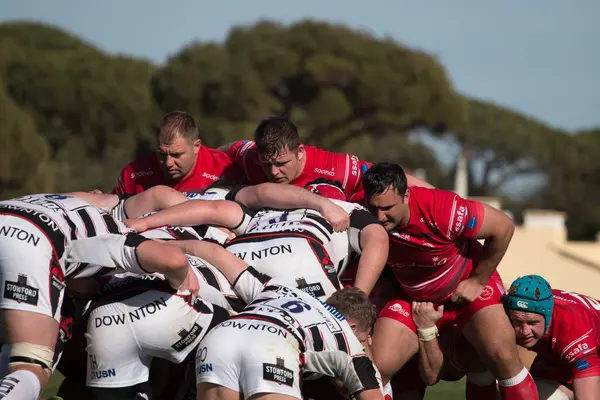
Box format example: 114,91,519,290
354,225,389,295
573,376,600,400
406,173,435,189
135,240,189,288
141,200,242,230
417,339,444,386
472,227,514,284
63,192,119,210
113,169,131,195
124,185,188,219
235,182,329,212
169,240,248,284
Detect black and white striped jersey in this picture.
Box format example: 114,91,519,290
234,200,379,276
232,267,381,396
0,194,144,278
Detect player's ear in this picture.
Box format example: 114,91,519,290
348,321,358,333
402,189,410,203
296,144,305,161
193,139,202,154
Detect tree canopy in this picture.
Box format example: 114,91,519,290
1,20,598,240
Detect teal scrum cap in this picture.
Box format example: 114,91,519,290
505,275,554,332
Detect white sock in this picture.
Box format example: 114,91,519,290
498,366,529,387
0,370,40,400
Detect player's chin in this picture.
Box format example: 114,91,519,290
166,171,182,181
518,337,537,349
382,221,395,232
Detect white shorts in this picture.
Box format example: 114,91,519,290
196,318,302,399
86,284,228,388
0,215,65,322
225,233,341,301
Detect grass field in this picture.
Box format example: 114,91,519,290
42,372,466,399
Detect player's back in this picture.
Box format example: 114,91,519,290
228,201,368,298
298,145,368,199
0,193,127,247
240,199,361,247
546,290,600,359
239,285,358,353
233,282,378,394
242,207,333,241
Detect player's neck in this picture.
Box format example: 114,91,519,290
398,205,411,227
296,154,308,178
181,151,200,182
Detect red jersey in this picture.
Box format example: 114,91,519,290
530,289,600,382
386,187,485,302
227,140,371,201
113,146,233,195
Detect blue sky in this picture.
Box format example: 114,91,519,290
2,0,599,133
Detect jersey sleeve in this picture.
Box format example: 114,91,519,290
67,232,150,276
304,333,380,396
210,147,244,185
227,140,253,168
225,140,256,184
232,266,272,304
338,154,372,200
429,189,485,241
559,317,600,379
112,164,134,195
347,207,381,254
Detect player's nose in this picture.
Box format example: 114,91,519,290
164,156,174,166
269,165,280,177
519,325,530,336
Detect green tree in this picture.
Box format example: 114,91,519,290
152,19,466,151
536,128,600,240
0,79,54,198
0,22,159,193
453,99,561,196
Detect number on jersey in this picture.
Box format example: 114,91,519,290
560,291,600,311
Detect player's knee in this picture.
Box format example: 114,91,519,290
535,379,572,400
484,343,523,378
196,382,224,400
372,320,418,367
7,342,55,380
0,341,56,397
164,246,189,270
490,340,520,363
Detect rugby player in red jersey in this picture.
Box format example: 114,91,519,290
505,275,600,400
362,162,538,400
113,111,235,195
221,117,432,202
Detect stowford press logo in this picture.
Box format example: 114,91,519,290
4,274,39,306
263,356,294,387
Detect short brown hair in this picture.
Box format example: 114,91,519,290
253,117,301,159
326,288,377,334
156,111,199,143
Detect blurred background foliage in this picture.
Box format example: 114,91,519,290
1,20,598,240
